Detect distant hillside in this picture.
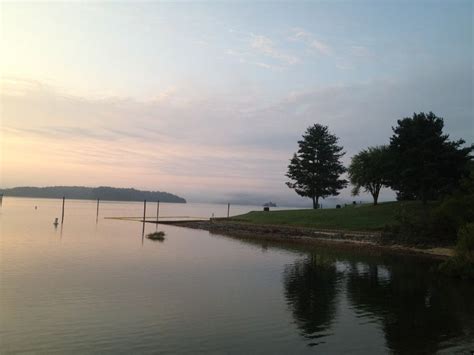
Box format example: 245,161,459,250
0,186,186,203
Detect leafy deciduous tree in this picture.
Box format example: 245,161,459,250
388,112,472,204
348,146,390,205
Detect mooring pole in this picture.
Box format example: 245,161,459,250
227,203,230,218
156,200,160,223
96,198,100,222
61,196,65,224
142,199,147,236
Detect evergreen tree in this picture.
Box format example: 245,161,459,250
286,124,347,209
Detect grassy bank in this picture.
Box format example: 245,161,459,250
232,201,427,231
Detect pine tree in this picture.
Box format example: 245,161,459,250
286,124,347,209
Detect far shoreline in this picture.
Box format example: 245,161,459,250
0,195,187,204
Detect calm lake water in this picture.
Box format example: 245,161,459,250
1,197,473,354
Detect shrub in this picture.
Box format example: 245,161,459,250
381,203,441,246
432,193,474,239
439,223,474,279
456,223,474,258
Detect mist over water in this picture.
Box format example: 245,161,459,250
1,197,473,353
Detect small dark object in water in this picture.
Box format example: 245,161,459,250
147,231,165,241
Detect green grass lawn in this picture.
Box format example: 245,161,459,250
232,201,427,231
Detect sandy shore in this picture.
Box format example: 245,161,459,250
163,219,455,259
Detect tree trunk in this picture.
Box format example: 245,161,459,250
372,187,380,206
312,196,320,209
373,194,378,206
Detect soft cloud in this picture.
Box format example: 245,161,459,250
1,2,471,207
2,69,472,205
290,27,333,56
226,48,283,71
250,34,300,65
226,31,299,69
309,39,333,56
1,78,289,200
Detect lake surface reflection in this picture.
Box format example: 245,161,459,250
1,197,473,353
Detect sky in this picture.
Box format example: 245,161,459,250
1,1,472,206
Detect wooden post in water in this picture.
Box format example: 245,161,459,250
61,196,65,224
96,198,100,222
142,200,147,236
227,203,230,218
156,200,160,223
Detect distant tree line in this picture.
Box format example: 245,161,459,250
0,186,186,203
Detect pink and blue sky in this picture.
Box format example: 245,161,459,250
1,1,472,205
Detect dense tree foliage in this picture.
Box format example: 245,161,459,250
432,162,474,238
286,124,347,209
348,146,390,205
388,112,472,204
439,223,474,279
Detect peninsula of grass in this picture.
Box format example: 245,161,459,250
231,201,426,232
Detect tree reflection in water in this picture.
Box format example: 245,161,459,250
209,233,474,352
346,258,473,353
282,251,474,352
283,254,342,346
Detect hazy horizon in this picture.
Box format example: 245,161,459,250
1,1,472,205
